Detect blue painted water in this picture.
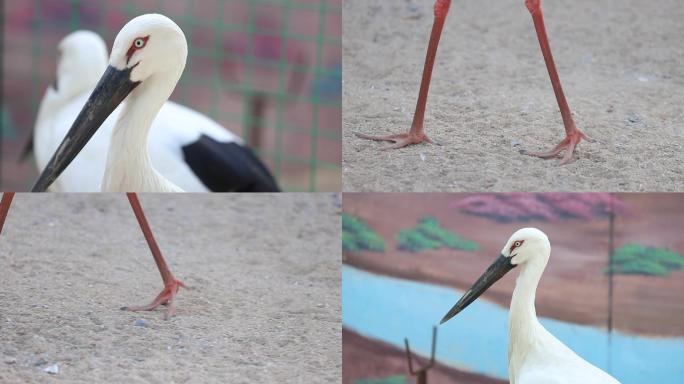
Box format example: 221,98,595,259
342,265,684,383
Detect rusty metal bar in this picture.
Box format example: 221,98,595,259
404,326,437,384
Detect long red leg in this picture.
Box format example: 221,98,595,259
355,0,451,149
0,193,15,235
123,193,187,318
524,0,589,165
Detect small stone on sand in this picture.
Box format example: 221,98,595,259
134,319,148,327
43,363,59,374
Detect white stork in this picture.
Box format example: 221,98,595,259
31,14,279,192
440,228,621,384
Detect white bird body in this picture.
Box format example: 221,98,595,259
441,228,621,384
506,228,620,384
36,85,240,192
32,15,277,193
34,31,108,191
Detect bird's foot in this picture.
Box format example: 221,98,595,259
522,128,590,165
121,278,189,319
355,131,435,150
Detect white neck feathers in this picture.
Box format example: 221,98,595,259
101,69,183,192
508,254,548,382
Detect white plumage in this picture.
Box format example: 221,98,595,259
32,14,278,193
441,228,621,384
34,22,241,192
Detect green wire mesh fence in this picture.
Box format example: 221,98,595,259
1,0,341,191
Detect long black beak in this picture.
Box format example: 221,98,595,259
440,254,516,324
30,65,140,192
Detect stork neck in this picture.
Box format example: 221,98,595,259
102,70,178,191
508,256,547,365
510,259,544,326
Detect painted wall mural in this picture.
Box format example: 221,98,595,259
342,193,684,384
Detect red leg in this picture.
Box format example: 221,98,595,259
122,193,188,319
355,0,451,149
0,193,15,235
523,0,589,165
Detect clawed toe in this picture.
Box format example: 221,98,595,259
355,131,433,150
524,129,588,165
382,138,412,150
525,142,575,164
122,279,187,319
525,145,565,160
354,132,406,142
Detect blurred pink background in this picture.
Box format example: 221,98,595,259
1,0,341,191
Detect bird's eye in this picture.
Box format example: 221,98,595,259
509,240,524,253
134,38,146,48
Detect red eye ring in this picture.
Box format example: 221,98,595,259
133,38,146,48
126,36,150,65
510,240,524,253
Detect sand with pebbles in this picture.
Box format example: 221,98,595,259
343,0,683,192
0,193,341,383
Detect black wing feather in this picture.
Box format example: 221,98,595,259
182,135,280,192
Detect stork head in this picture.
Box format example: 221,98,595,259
108,13,188,83
440,228,550,324
30,14,187,192
55,30,109,97
501,227,550,266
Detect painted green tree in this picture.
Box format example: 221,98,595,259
342,213,386,252
396,216,479,252
354,376,406,384
606,244,684,276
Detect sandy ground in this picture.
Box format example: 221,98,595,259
343,329,505,384
342,193,684,336
0,193,341,383
343,0,684,192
